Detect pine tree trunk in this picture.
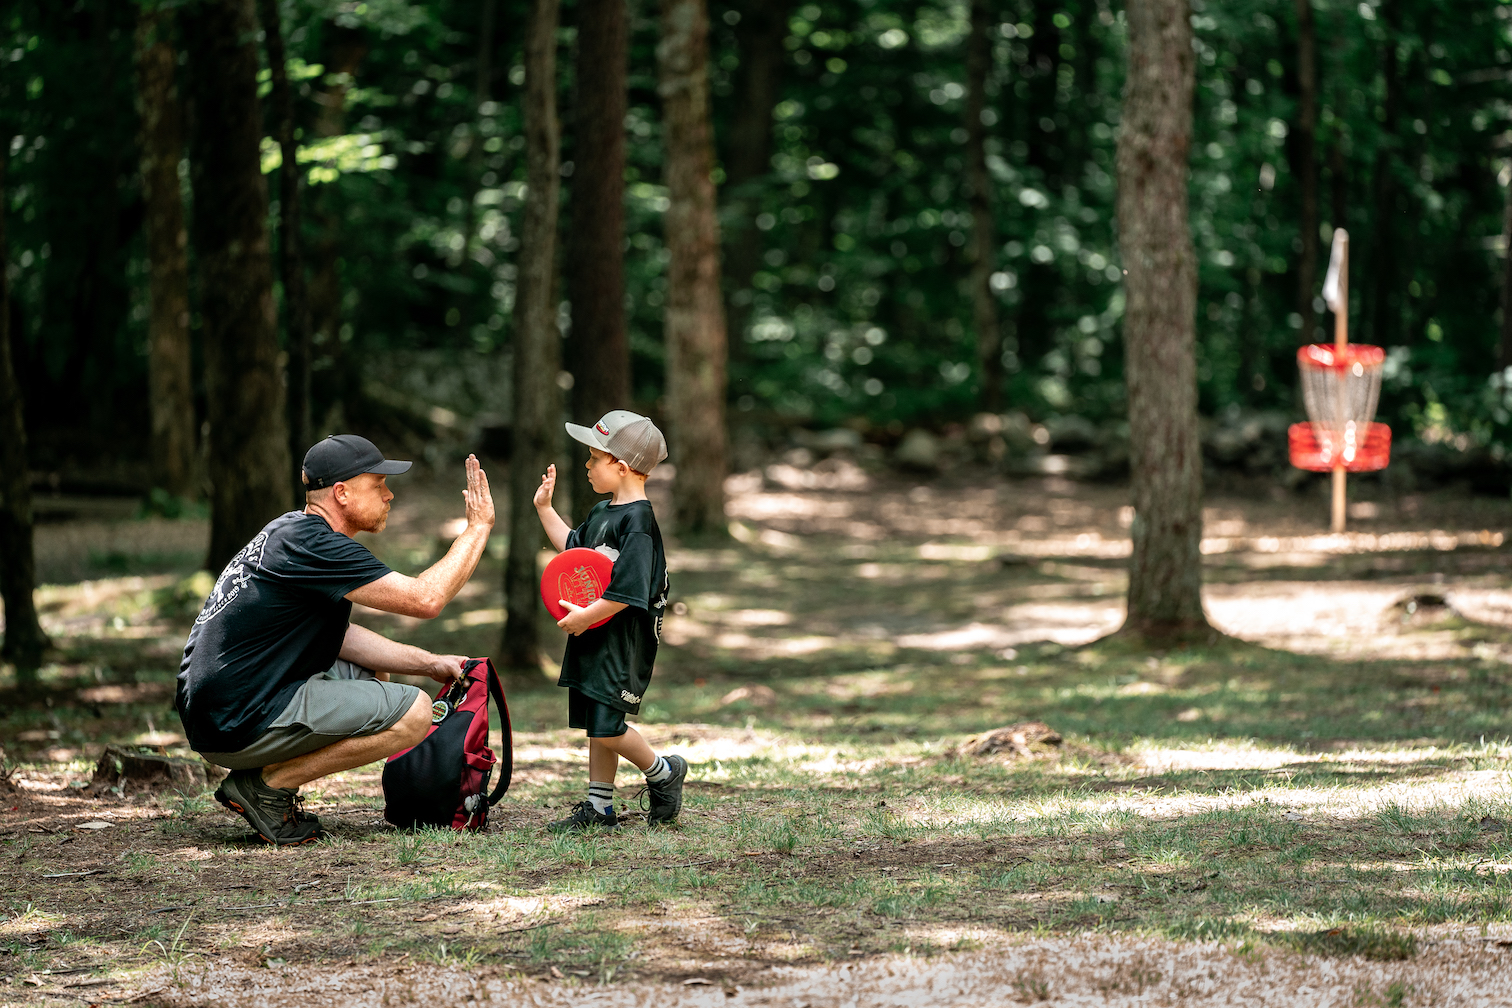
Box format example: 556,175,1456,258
1499,174,1512,371
501,0,562,677
659,0,729,538
1116,0,1212,644
257,0,313,497
722,0,792,346
0,142,49,683
1367,0,1399,346
1292,0,1319,342
133,7,199,502
965,0,1000,413
182,0,292,572
566,0,631,518
305,29,368,429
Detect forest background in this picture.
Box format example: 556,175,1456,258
5,0,1512,650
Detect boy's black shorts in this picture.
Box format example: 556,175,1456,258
567,687,628,738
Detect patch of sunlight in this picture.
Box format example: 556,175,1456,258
917,543,996,561
714,609,792,628
441,607,503,631
895,623,1017,650
710,634,836,656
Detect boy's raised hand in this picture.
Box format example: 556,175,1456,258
533,464,557,510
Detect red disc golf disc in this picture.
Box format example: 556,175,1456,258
541,548,615,629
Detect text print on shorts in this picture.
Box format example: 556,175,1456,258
195,531,268,625
621,690,642,704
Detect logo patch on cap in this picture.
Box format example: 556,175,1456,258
595,421,611,435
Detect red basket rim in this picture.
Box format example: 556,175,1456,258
1288,421,1391,472
1297,343,1386,370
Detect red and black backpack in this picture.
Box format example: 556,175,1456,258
382,658,511,831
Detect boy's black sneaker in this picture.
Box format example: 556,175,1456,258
646,755,688,825
547,800,620,833
214,768,323,846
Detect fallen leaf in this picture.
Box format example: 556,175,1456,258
683,978,714,986
549,966,565,979
412,913,441,922
742,851,762,856
75,822,112,831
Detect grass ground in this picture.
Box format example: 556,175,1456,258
4,463,1512,1005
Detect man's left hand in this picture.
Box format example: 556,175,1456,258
427,654,470,683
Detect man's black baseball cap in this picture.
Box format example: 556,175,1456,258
301,435,412,489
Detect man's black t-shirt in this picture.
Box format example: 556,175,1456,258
558,499,668,714
176,511,392,753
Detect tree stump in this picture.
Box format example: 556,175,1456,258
88,744,225,795
954,722,1063,760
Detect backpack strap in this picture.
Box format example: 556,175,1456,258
465,657,513,805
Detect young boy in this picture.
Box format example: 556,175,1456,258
533,409,685,831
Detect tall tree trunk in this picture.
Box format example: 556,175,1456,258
133,7,199,503
1367,0,1399,346
0,142,49,684
1329,136,1347,237
722,0,792,345
566,0,631,519
257,0,313,496
457,0,497,273
1499,171,1512,371
1293,0,1319,342
306,29,368,429
659,0,729,538
965,0,1000,412
182,0,292,571
501,0,562,677
1115,0,1211,643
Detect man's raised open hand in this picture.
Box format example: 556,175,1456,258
345,456,496,620
463,454,495,529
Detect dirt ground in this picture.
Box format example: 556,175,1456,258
5,462,1512,1005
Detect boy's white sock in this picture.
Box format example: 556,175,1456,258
644,756,672,783
588,781,615,814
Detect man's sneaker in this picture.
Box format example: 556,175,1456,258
547,800,619,834
214,769,322,846
646,754,688,825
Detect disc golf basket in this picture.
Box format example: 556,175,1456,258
1287,229,1391,531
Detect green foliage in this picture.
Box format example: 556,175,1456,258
7,0,1512,471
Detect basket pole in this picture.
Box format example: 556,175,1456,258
1331,233,1349,533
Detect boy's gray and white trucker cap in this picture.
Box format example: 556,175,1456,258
565,410,668,474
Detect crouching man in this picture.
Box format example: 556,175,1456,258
176,435,495,845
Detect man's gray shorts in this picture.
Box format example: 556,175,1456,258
200,660,423,770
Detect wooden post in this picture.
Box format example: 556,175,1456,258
1330,233,1349,533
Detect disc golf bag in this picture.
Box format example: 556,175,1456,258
382,658,512,831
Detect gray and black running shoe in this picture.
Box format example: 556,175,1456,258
646,755,688,825
547,800,620,833
214,769,323,846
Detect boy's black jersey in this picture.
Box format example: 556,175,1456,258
557,499,668,714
